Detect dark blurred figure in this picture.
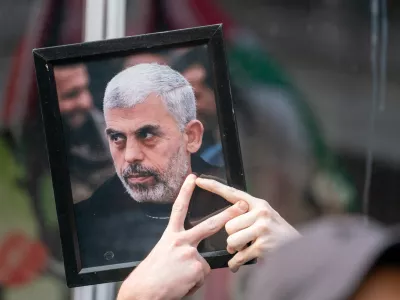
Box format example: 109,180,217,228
246,216,400,300
171,46,223,167
54,64,114,203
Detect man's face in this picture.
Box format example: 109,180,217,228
182,64,217,130
104,94,203,203
54,64,93,129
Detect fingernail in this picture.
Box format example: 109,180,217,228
238,201,248,211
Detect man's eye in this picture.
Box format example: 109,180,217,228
138,131,155,140
63,88,83,100
110,134,125,143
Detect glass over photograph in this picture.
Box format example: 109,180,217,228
53,45,230,268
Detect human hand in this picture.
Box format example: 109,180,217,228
117,174,249,300
195,178,300,273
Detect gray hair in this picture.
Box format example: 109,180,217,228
103,63,196,130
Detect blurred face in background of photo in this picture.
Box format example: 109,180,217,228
54,64,93,129
182,63,217,131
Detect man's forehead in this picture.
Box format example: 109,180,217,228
104,96,178,130
54,64,86,79
54,65,88,90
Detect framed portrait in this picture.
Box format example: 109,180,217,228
33,24,248,287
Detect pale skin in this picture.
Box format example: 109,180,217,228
117,175,300,300
104,94,203,186
117,174,249,300
195,177,300,272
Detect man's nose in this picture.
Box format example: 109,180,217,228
124,139,144,163
77,91,93,110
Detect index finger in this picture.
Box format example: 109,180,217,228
168,174,197,231
185,200,248,246
195,178,257,207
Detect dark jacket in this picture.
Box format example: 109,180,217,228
74,155,229,268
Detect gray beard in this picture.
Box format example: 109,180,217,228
117,145,190,203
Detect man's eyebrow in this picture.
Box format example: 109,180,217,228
135,124,162,135
61,87,83,99
105,128,122,136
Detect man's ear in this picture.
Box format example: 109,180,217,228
185,120,204,153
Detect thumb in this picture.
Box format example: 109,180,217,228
168,174,197,231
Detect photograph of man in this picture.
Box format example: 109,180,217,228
74,63,229,268
54,64,115,203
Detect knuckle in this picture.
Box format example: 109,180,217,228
254,239,267,257
172,235,185,247
231,204,245,216
227,245,236,254
235,254,246,266
256,207,270,218
259,243,268,255
192,261,203,274
226,186,237,194
205,264,211,275
256,244,266,257
257,222,269,235
182,246,197,259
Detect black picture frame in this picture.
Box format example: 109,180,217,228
33,24,249,287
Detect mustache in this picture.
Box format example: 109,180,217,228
122,163,159,179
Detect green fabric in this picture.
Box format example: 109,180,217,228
0,139,37,237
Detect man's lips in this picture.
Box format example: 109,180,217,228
126,175,154,184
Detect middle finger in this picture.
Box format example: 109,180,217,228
227,223,265,252
225,209,259,235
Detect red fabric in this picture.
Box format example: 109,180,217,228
1,0,52,128
188,0,235,37
1,39,24,127
0,232,48,287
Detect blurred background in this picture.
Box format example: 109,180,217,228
0,0,399,299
